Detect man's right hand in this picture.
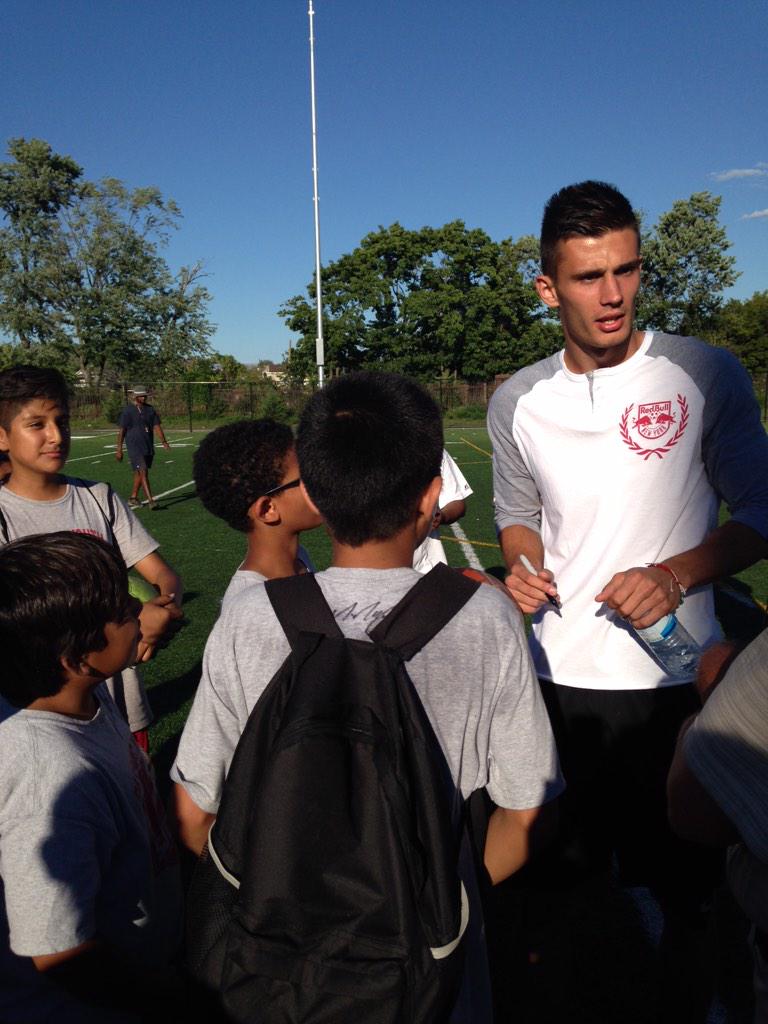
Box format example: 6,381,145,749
505,560,559,615
115,449,123,462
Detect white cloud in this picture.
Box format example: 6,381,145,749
741,209,768,220
711,167,768,182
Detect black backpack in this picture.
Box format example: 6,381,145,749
185,564,481,1023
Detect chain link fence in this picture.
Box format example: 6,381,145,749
69,372,768,429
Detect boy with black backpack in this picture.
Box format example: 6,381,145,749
172,372,562,1022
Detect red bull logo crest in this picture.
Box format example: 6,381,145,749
632,401,675,440
620,394,689,460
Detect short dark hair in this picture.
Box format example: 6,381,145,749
0,532,131,707
193,419,295,532
0,365,70,430
540,181,639,277
297,371,442,546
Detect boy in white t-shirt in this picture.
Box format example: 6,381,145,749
413,449,473,573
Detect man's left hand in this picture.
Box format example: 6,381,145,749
595,565,679,628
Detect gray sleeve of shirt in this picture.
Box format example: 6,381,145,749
651,334,768,539
685,628,768,862
487,363,556,535
480,592,564,808
171,588,290,813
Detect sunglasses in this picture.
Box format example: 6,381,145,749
263,477,301,498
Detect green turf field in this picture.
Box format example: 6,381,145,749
66,424,768,783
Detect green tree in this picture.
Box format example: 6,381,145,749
0,138,81,347
280,222,543,382
714,292,768,376
639,192,738,335
0,138,214,381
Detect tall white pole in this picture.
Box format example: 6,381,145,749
308,0,325,387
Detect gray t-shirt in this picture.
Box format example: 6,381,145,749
0,478,160,731
0,685,182,1021
686,628,768,930
172,566,563,815
220,546,315,608
0,478,157,566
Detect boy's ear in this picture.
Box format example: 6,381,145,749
0,425,10,452
417,476,443,523
59,653,85,679
246,496,281,526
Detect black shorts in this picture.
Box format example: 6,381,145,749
127,450,154,472
534,679,722,914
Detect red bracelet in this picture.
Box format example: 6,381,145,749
647,562,686,604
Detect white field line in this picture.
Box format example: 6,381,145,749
450,522,483,570
66,451,114,463
134,479,195,506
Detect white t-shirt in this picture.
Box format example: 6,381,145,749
488,332,768,690
413,451,473,574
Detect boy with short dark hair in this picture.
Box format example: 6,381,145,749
192,418,321,605
0,365,183,742
173,371,562,1021
0,532,182,1022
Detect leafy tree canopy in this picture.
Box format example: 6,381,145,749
711,291,768,376
0,138,215,383
280,222,556,383
638,192,738,336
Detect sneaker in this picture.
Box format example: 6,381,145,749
128,497,140,509
149,500,160,511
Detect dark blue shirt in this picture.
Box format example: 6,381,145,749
118,402,161,456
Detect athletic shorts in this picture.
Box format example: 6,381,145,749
127,449,154,472
533,679,722,916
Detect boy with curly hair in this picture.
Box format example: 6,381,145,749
193,418,322,605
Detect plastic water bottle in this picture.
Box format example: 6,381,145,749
635,614,701,679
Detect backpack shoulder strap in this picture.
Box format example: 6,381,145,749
370,563,481,660
265,573,343,650
73,478,119,550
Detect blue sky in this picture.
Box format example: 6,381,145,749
2,0,766,365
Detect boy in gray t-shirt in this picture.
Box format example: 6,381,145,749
173,372,562,1022
0,533,183,1022
192,418,321,607
0,365,183,742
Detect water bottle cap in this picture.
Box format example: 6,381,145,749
659,614,677,639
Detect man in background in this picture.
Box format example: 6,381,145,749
116,386,171,510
